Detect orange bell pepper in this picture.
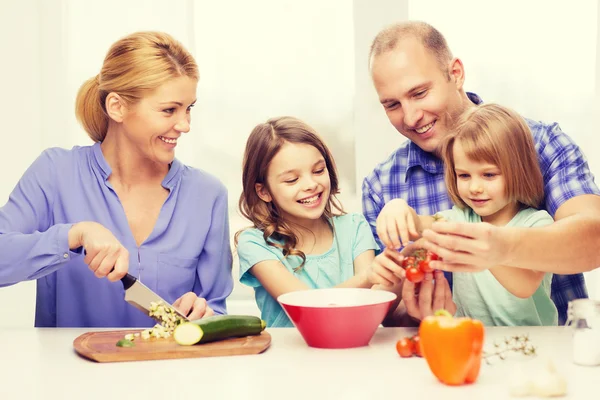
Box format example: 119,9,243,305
418,310,484,386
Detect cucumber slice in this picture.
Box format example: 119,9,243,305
173,322,204,346
116,339,135,347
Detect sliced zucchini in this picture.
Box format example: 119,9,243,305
173,322,204,346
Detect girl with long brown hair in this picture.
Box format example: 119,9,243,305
235,116,390,327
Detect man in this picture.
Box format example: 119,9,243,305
362,21,600,325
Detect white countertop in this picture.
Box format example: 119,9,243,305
1,326,598,400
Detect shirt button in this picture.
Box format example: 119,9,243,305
63,253,69,259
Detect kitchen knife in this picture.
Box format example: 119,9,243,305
120,273,189,322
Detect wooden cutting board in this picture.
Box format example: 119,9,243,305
73,329,272,363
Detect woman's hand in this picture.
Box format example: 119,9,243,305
376,199,422,249
173,292,214,320
69,221,129,282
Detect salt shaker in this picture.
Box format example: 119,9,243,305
566,299,600,366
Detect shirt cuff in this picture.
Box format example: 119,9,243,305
56,224,84,262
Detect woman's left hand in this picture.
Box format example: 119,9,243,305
420,220,512,273
173,292,215,320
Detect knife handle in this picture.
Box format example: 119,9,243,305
120,273,137,290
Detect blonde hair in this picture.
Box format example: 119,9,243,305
441,103,544,209
75,31,199,142
369,21,453,79
235,116,345,270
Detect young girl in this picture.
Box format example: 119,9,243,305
373,103,558,326
235,116,390,327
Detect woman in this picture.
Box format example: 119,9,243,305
0,31,233,327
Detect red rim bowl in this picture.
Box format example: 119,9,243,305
278,288,397,349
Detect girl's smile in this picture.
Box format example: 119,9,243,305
297,192,323,207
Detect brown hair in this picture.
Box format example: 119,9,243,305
235,116,345,269
75,31,199,142
369,21,453,79
441,103,544,209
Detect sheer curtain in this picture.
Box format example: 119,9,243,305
0,0,598,327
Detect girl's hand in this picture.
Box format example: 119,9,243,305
367,248,406,286
173,292,214,320
69,221,129,282
376,199,421,250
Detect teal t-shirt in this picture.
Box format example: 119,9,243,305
437,206,558,326
237,213,379,327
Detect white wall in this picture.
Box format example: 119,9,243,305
1,1,599,327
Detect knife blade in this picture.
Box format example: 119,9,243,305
120,273,189,322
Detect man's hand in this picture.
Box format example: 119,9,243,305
402,270,456,321
420,220,512,273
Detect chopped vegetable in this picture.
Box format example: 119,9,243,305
148,300,185,331
119,300,186,344
116,339,135,348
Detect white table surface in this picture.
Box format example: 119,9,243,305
0,326,598,400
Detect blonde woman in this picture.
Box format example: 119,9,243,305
0,32,233,327
370,104,558,326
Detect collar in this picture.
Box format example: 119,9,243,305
404,91,483,179
405,141,445,176
91,142,183,190
467,91,483,105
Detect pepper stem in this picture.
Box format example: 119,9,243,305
434,309,453,318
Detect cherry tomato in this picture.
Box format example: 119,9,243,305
411,335,422,357
427,251,440,261
396,337,414,358
418,259,434,273
406,266,424,283
401,256,416,269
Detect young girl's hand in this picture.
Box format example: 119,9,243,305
367,248,406,286
376,199,421,250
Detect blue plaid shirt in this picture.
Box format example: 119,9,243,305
362,92,600,325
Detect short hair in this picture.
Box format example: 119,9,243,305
75,31,198,142
441,103,545,209
369,21,453,78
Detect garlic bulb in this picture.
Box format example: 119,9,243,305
509,359,567,398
